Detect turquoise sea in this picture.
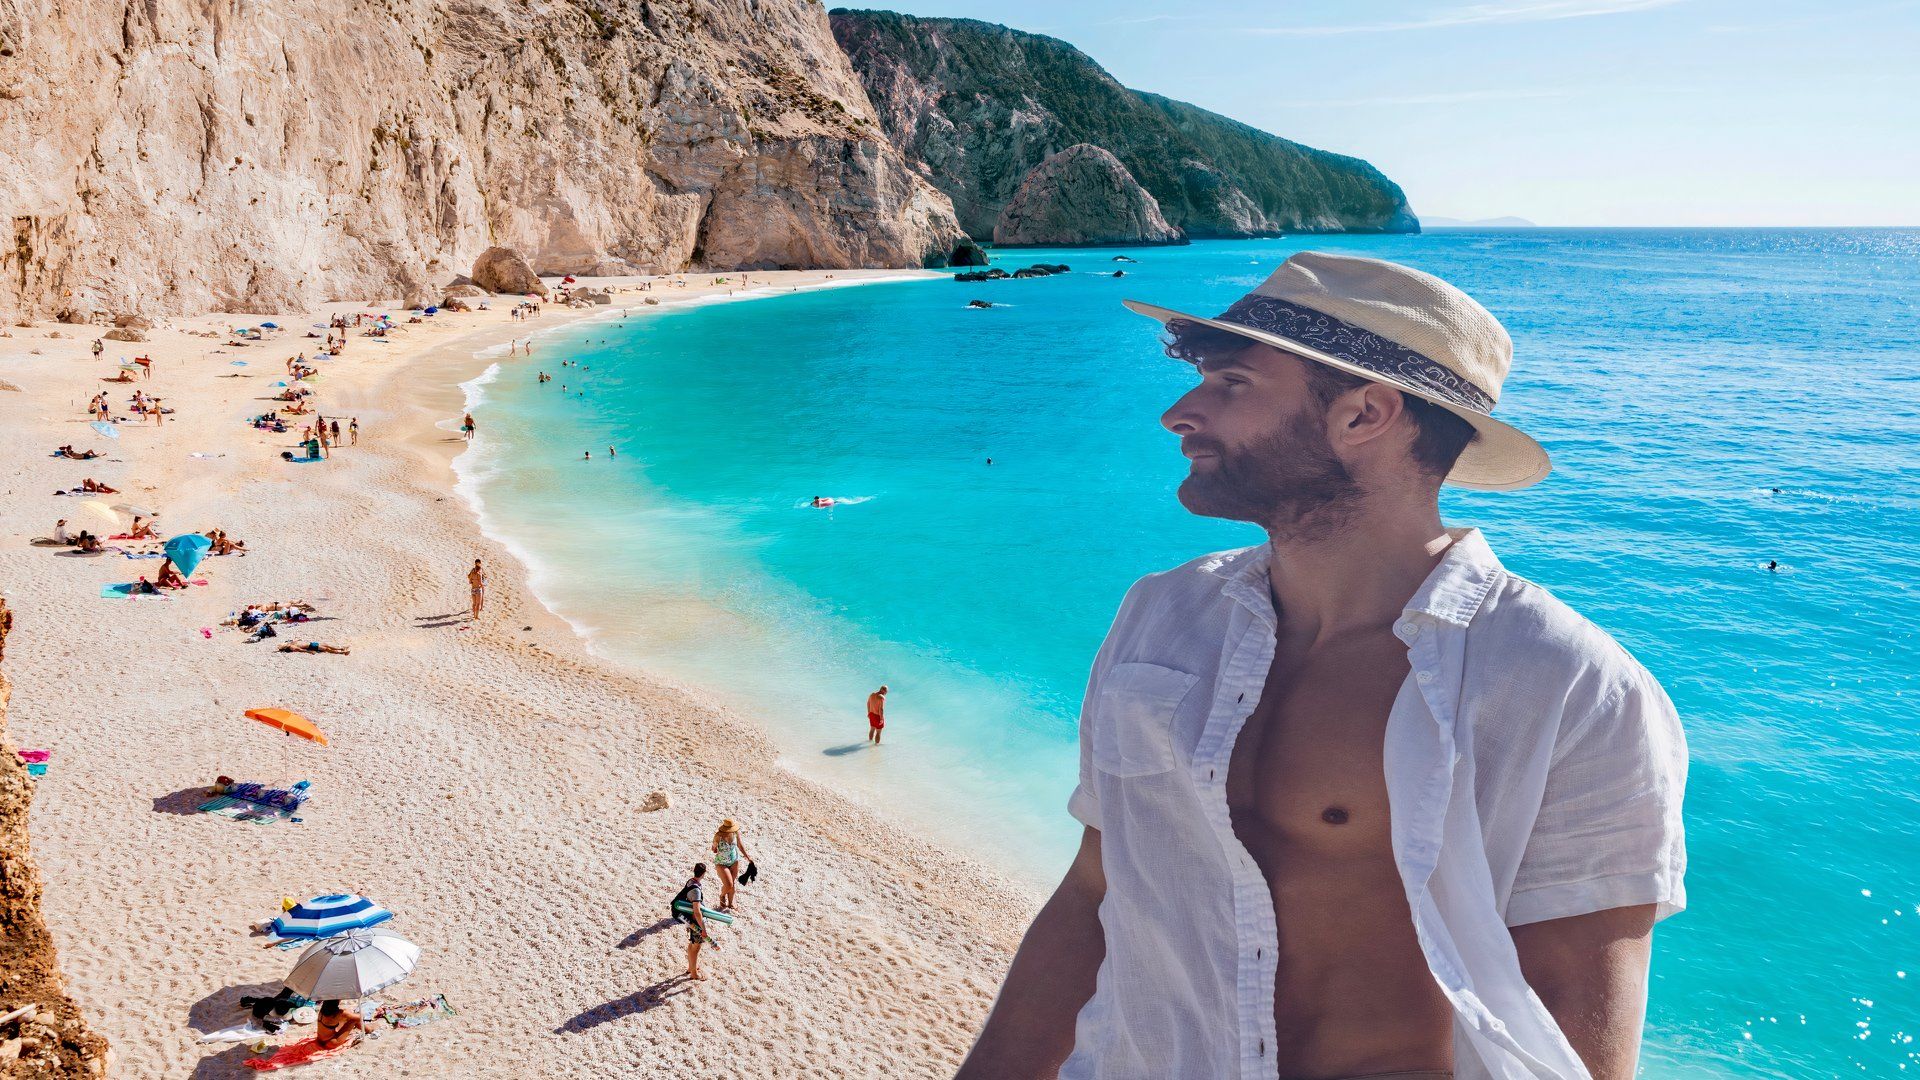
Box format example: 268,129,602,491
456,230,1920,1077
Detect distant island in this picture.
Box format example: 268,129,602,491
1419,215,1540,228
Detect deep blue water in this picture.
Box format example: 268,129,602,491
458,230,1920,1077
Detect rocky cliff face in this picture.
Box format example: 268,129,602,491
0,603,110,1078
0,0,967,321
830,10,1417,241
995,144,1182,246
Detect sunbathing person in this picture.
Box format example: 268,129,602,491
155,558,187,589
56,445,101,460
81,478,117,494
314,1000,362,1051
208,529,246,555
278,641,350,655
127,516,157,539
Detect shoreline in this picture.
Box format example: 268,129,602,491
0,269,1032,1077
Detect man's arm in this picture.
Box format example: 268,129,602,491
1511,904,1657,1080
956,826,1108,1080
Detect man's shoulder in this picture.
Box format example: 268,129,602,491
1471,566,1658,695
1127,545,1264,600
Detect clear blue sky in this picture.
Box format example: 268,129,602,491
852,0,1920,225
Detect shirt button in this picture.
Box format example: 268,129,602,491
1399,621,1420,638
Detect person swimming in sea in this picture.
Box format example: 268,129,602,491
812,496,834,508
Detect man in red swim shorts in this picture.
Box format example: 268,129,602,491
866,685,888,744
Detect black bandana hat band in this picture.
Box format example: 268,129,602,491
1214,295,1497,414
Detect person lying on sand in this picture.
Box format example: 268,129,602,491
81,478,117,494
56,445,101,460
277,641,350,655
208,529,246,556
314,1000,362,1051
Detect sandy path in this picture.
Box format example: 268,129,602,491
0,272,1035,1078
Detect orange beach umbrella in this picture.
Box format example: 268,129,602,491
244,708,328,746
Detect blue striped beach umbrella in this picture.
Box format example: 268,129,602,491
269,893,394,939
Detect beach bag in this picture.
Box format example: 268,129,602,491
669,879,701,923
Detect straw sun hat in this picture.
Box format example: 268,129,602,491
1123,251,1550,491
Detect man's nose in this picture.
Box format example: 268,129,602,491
1162,387,1204,435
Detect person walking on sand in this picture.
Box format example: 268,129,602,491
866,685,888,744
711,820,754,912
330,419,341,446
674,864,716,980
349,417,358,445
959,252,1687,1080
467,558,486,620
461,412,476,441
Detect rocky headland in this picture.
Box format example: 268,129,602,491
830,9,1418,242
993,144,1184,247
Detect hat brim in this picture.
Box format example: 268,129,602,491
1123,299,1551,491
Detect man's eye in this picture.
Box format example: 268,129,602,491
1221,376,1248,388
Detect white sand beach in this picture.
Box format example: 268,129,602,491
0,270,1035,1077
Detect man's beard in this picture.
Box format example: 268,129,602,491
1177,408,1362,541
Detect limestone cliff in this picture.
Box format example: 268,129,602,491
994,144,1182,247
0,0,968,321
0,602,110,1077
830,10,1417,241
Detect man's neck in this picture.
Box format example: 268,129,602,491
1264,499,1453,645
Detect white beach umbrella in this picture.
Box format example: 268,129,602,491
109,502,158,519
283,928,420,1000
72,500,124,532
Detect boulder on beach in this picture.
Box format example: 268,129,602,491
102,328,146,342
950,239,990,267
471,247,550,297
640,790,671,812
113,314,155,330
443,283,488,300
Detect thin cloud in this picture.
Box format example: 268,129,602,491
1248,0,1690,36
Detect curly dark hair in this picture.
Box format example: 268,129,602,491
1163,319,1476,481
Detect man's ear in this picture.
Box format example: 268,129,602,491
1331,381,1408,448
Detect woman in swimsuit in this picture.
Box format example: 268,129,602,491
314,1000,361,1051
711,819,753,912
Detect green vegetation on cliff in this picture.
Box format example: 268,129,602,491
830,9,1417,239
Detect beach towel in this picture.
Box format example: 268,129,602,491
244,1037,354,1070
198,1021,270,1044
374,995,456,1029
198,780,310,824
18,749,49,778
121,551,164,559
101,583,166,599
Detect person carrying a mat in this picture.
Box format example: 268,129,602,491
672,863,717,980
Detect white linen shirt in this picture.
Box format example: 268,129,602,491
1063,528,1687,1080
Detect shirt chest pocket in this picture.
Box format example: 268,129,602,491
1092,662,1198,776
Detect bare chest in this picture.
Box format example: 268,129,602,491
1225,639,1411,851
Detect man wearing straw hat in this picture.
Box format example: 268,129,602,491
960,253,1686,1080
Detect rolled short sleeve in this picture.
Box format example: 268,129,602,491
1507,665,1688,927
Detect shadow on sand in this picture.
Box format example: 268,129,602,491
555,975,696,1034
152,786,210,816
617,918,680,949
821,742,871,758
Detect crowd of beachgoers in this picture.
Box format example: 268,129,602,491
0,267,1027,1077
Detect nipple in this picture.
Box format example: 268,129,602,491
1321,807,1350,826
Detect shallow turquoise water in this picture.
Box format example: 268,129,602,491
460,231,1920,1076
